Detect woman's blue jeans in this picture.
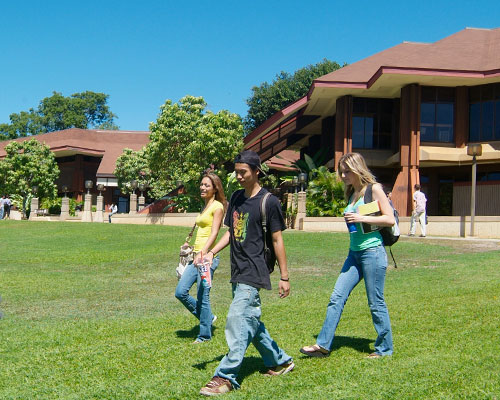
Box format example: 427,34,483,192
214,283,292,389
174,257,219,341
316,245,393,356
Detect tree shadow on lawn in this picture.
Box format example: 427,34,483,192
298,335,373,358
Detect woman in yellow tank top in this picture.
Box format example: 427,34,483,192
175,173,226,343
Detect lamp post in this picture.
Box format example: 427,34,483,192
129,180,138,214
94,184,105,223
298,172,307,192
467,143,482,237
60,185,70,221
82,181,93,222
30,185,39,220
138,183,146,211
292,176,299,193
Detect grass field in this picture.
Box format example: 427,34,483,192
0,220,499,399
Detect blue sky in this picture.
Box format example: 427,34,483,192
1,0,499,131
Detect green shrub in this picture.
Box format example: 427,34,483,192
306,166,346,217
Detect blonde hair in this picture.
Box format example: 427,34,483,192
337,153,378,200
203,172,227,212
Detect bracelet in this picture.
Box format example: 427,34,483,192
280,278,289,282
208,250,216,257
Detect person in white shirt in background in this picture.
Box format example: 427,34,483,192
409,184,427,237
108,203,118,223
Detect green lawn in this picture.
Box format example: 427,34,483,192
0,221,499,399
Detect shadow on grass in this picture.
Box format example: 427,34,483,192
175,325,218,340
298,334,373,357
193,355,263,386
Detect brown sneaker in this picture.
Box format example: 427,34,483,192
200,376,233,396
262,360,295,376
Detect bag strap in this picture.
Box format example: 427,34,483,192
389,247,398,268
260,192,272,253
364,184,373,203
185,222,197,244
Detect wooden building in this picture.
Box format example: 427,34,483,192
0,128,150,212
244,27,500,216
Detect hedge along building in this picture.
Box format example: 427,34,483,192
0,128,150,212
244,27,500,217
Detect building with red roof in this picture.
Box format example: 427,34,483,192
0,128,150,211
244,27,500,216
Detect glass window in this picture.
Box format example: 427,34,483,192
420,87,454,142
351,98,394,150
469,84,500,142
469,103,481,142
352,117,364,148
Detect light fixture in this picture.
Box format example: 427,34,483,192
62,185,68,198
298,172,307,191
32,185,39,195
138,183,146,197
130,180,138,193
85,180,93,194
97,183,104,196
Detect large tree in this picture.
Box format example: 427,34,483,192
146,95,244,197
0,139,59,216
0,91,118,140
244,59,342,134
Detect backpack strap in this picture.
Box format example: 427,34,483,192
364,184,373,204
260,192,272,240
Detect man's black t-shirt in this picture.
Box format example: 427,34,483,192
224,188,286,290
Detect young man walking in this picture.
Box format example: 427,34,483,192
199,150,293,396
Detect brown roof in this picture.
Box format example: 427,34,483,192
0,128,150,177
315,27,500,87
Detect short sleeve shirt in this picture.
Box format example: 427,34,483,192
224,188,286,290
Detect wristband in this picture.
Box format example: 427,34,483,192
280,278,289,282
208,250,216,257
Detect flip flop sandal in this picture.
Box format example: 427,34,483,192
300,344,329,358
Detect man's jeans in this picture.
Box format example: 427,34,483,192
174,257,219,341
215,283,292,389
410,211,426,236
316,245,393,356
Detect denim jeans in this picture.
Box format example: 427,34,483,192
316,245,393,356
174,257,219,341
214,283,292,389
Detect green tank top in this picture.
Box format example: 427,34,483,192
345,195,383,251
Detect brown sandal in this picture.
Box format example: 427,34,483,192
300,344,329,358
366,352,382,359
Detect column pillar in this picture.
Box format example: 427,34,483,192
60,197,70,221
29,197,39,220
138,195,145,211
392,84,421,216
297,191,307,230
455,86,469,148
129,193,137,214
334,95,353,170
82,194,93,222
94,195,104,223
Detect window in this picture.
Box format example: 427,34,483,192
469,83,500,142
420,87,454,143
352,98,393,149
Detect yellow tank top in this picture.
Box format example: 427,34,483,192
193,200,224,253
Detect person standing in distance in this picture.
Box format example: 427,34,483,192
409,184,427,237
108,203,118,223
199,150,293,396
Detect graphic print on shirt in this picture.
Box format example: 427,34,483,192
233,210,249,242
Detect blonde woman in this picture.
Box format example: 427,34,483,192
301,153,395,358
175,173,226,343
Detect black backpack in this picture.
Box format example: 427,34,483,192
364,185,400,267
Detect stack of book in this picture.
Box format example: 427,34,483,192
357,201,381,234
